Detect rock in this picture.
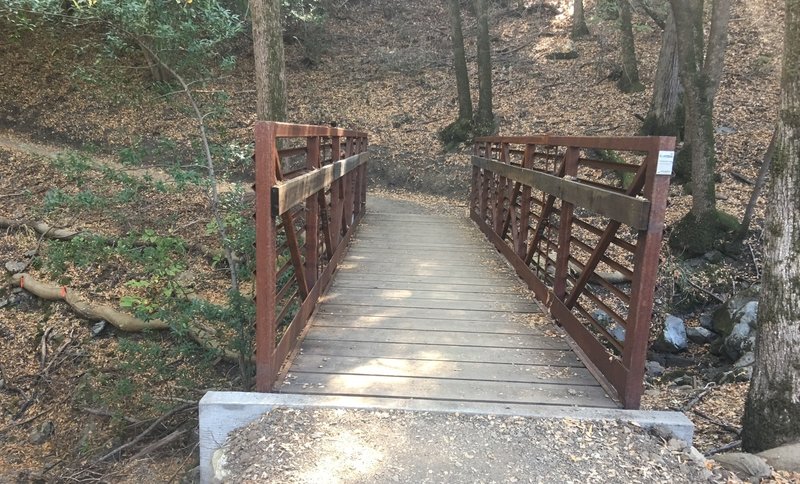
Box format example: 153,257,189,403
608,323,625,342
687,326,715,344
4,261,26,273
712,287,760,337
653,315,688,353
757,442,800,473
592,309,613,327
687,446,707,466
663,354,696,368
91,320,107,337
699,312,714,330
733,351,755,368
724,323,756,360
645,360,665,377
712,452,772,481
667,438,688,451
703,250,724,263
29,421,54,445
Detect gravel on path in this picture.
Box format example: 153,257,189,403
215,407,713,483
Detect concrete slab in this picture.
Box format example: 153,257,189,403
199,391,694,483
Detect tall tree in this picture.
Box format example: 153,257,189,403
572,0,590,38
741,0,800,452
668,0,735,255
474,0,494,134
250,0,287,121
448,0,473,126
617,0,644,92
640,11,683,136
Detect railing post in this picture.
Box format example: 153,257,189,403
343,137,356,229
553,146,579,300
254,121,277,392
492,142,507,235
470,141,480,216
304,136,321,289
516,144,534,259
621,137,674,408
479,142,489,220
329,136,342,247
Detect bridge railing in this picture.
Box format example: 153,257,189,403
471,135,674,408
254,122,368,391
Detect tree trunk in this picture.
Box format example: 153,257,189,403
572,0,590,38
617,0,644,92
250,0,286,121
668,0,735,256
448,0,473,123
641,11,683,136
742,0,800,452
474,0,494,134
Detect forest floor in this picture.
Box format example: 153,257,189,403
0,0,796,481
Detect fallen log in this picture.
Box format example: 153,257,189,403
0,216,82,240
10,273,245,362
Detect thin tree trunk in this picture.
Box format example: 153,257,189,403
739,127,777,237
617,0,644,92
742,0,800,451
572,0,590,38
250,0,286,121
641,11,683,136
474,0,494,134
670,0,729,216
448,0,473,123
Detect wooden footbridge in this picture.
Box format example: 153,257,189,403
254,122,674,409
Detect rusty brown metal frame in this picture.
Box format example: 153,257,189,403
470,135,674,409
255,122,368,391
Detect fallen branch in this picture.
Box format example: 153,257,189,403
130,426,190,460
692,408,741,435
705,440,741,457
95,402,195,463
682,383,716,411
686,277,726,303
730,171,755,185
10,273,245,362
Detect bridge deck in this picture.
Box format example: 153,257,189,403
277,209,617,409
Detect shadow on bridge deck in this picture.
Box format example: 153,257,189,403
275,200,617,410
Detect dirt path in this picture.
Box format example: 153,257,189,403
0,131,238,192
215,407,714,483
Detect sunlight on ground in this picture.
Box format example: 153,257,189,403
297,428,385,483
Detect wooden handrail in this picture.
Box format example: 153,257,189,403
470,134,674,409
254,121,368,392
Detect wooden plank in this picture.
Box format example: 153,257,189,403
331,273,520,286
304,327,567,349
343,254,498,265
328,280,523,294
320,295,540,313
298,339,585,367
281,373,615,408
334,262,512,277
324,287,532,303
346,251,494,262
311,314,544,334
317,305,536,322
273,152,368,216
288,355,597,385
471,156,651,230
